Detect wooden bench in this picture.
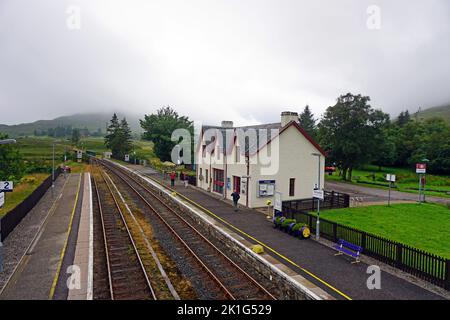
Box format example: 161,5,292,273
334,239,362,264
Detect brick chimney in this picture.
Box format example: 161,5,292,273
281,111,299,127
221,121,234,128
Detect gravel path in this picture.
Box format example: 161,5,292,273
0,175,67,292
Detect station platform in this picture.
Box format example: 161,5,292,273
125,164,446,301
0,173,92,300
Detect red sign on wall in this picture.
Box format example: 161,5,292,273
416,163,426,174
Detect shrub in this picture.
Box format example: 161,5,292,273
281,219,296,229
291,223,304,232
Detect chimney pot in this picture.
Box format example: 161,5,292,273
281,111,299,127
221,121,234,128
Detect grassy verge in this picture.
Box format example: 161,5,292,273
0,173,49,217
315,203,450,258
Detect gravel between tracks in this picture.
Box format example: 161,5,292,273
0,175,67,292
107,165,277,299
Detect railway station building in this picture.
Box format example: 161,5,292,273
196,112,326,209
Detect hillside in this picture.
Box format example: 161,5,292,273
0,112,143,137
414,104,450,123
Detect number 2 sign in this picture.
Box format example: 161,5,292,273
0,181,13,192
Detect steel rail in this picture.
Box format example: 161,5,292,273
91,176,114,300
100,159,276,300
94,168,157,300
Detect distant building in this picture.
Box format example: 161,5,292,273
196,111,326,208
104,151,112,159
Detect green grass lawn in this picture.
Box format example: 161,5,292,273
15,136,154,161
326,164,450,198
0,173,49,217
317,203,450,258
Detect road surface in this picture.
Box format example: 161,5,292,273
325,180,450,205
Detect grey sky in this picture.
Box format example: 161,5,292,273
1,0,449,126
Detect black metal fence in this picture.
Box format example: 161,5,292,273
281,206,450,290
186,175,197,187
282,191,350,212
0,167,62,241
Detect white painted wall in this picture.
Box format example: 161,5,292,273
196,124,325,208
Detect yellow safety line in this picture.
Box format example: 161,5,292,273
146,174,352,300
48,174,82,300
0,177,72,297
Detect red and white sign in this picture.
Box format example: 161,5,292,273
416,163,426,174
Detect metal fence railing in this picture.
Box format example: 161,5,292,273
281,206,450,290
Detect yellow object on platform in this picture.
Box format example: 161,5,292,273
252,244,264,254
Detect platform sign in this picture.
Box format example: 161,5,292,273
416,163,426,174
125,154,130,162
258,180,275,197
313,189,324,200
274,192,282,211
0,192,4,208
0,181,13,192
77,150,82,159
241,179,247,195
386,174,396,182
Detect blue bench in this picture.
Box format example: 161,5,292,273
334,239,362,264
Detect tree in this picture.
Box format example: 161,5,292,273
298,105,317,138
396,110,411,127
119,118,133,158
71,128,81,146
105,113,121,158
410,118,450,174
318,93,389,181
140,106,193,162
104,114,134,160
0,133,24,181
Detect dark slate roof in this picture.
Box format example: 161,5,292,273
201,122,282,155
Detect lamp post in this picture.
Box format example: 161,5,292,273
311,153,322,240
0,138,17,273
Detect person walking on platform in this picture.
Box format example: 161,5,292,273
231,190,240,212
169,171,176,188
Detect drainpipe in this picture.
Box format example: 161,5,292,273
246,155,250,207
224,154,227,200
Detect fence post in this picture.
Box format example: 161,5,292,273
396,244,403,268
445,259,450,290
333,223,337,242
331,191,334,208
361,232,366,249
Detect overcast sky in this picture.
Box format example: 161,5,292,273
1,0,449,126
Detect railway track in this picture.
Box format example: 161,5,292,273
98,159,276,300
92,170,157,300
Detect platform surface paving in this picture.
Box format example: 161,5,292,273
0,173,83,300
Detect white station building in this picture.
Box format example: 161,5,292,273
195,111,326,209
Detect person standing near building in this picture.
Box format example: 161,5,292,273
231,190,240,212
170,171,176,188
